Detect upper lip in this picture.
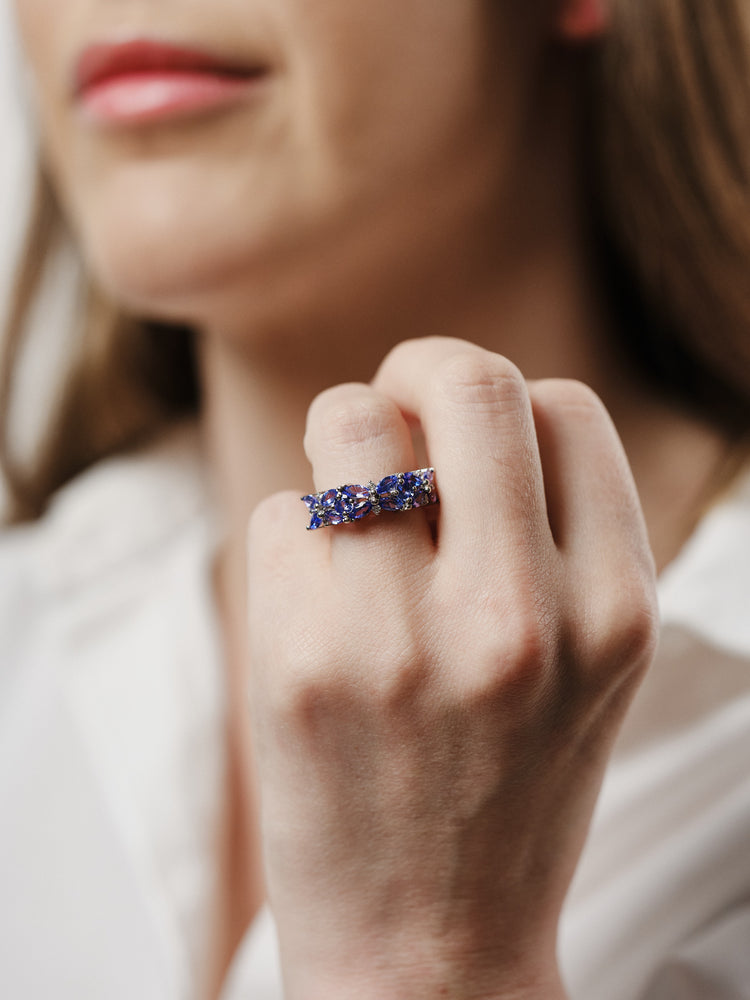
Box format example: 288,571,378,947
73,37,267,96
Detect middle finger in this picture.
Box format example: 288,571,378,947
373,338,553,566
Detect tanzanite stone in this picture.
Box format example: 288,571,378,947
376,470,436,511
401,472,422,508
303,468,437,529
410,469,436,507
320,488,346,525
302,494,325,531
339,484,372,521
376,474,406,511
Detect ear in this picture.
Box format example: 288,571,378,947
556,0,609,41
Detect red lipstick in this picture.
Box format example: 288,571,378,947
73,39,268,126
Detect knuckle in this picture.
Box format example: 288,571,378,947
377,337,422,375
590,581,660,675
269,631,428,731
615,595,660,668
466,608,554,705
306,385,399,454
268,641,348,729
532,378,608,424
372,636,430,709
377,335,458,377
434,568,558,704
433,351,525,412
498,609,551,683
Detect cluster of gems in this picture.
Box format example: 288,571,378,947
302,468,438,530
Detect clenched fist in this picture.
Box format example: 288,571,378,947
246,338,659,1000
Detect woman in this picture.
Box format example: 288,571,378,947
1,0,749,998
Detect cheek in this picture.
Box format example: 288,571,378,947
280,1,506,193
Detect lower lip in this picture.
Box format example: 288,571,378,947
77,70,265,126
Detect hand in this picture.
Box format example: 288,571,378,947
246,337,659,1000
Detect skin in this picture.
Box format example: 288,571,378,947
13,0,731,996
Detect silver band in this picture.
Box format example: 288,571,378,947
302,468,438,530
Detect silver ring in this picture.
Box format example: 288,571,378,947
302,468,438,530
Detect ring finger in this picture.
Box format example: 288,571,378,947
303,381,434,568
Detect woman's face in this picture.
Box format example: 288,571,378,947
13,0,549,335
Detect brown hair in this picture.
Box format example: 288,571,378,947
2,0,750,525
0,172,200,524
591,0,750,436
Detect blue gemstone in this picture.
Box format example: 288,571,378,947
339,484,372,521
304,470,436,529
302,494,325,530
320,488,345,525
402,472,422,508
411,469,436,507
376,474,406,511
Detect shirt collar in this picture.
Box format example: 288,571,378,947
33,418,217,595
657,462,750,659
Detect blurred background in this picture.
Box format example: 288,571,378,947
0,0,32,320
0,0,78,517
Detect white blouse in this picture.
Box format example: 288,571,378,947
1,419,749,1000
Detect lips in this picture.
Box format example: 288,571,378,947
73,38,269,125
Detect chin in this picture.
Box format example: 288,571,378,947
83,219,334,353
87,230,235,319
75,205,271,326
63,158,290,317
